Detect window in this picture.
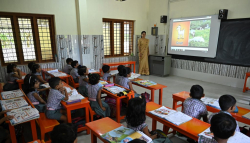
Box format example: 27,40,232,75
103,18,134,57
0,12,56,65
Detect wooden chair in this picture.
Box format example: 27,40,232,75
69,75,79,89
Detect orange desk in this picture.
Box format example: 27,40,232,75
16,71,27,89
103,61,136,73
86,117,122,143
172,91,250,125
61,82,90,133
132,78,167,105
0,90,37,143
42,68,70,84
146,102,210,141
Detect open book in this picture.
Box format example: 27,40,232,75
89,69,99,73
64,87,84,101
128,73,141,80
133,80,157,87
243,112,250,120
110,70,119,76
1,89,24,100
41,83,50,88
7,106,40,126
104,86,126,94
47,69,67,77
1,97,28,110
150,106,192,125
101,126,152,143
201,97,221,110
99,81,108,86
198,128,250,143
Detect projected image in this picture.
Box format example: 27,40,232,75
171,22,190,47
188,20,211,47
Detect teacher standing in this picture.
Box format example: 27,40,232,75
138,31,149,75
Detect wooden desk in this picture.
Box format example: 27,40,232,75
146,102,210,141
16,71,27,89
103,61,136,73
86,117,122,143
0,90,38,143
132,78,167,105
61,82,90,134
42,68,70,84
172,91,250,125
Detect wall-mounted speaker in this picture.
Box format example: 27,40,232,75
160,15,167,23
218,9,228,19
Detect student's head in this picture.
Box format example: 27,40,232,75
49,77,63,89
102,65,110,73
66,58,73,65
141,31,146,38
23,74,40,94
71,61,79,68
121,67,132,77
51,123,77,143
7,63,17,73
31,64,41,73
28,62,35,71
88,73,100,85
190,85,204,99
219,94,236,112
78,66,88,76
126,96,146,127
118,65,125,74
210,113,236,140
128,139,147,143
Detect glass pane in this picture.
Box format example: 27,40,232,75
124,21,133,55
114,22,121,55
103,22,111,56
18,18,36,61
0,17,18,63
37,19,53,60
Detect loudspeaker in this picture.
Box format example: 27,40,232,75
218,9,228,19
160,15,167,23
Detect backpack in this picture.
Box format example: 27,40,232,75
104,96,122,118
240,126,250,137
141,92,150,103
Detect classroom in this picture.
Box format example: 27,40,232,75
0,0,250,143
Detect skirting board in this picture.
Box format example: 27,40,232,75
170,68,246,89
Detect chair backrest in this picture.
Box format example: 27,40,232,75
68,75,79,88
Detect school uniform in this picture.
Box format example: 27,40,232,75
102,73,111,81
88,83,110,117
32,72,47,97
115,74,122,84
27,89,45,112
70,68,79,83
118,77,140,97
62,64,73,74
78,75,88,97
45,89,65,120
208,111,240,132
3,72,19,91
182,97,208,120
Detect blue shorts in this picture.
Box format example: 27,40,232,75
45,109,62,120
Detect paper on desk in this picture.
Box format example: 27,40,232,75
40,83,50,88
110,70,119,75
64,87,84,101
89,69,98,73
47,69,59,73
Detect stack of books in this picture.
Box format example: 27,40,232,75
149,106,192,125
1,89,24,100
1,97,28,110
104,86,126,94
133,80,157,87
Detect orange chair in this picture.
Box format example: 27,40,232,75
0,83,4,93
243,72,250,92
38,113,59,143
69,75,79,89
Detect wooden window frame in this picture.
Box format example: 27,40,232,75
103,18,134,58
0,12,56,66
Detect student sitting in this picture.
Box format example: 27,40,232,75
182,85,208,122
78,66,89,97
62,58,73,74
3,63,22,91
126,97,172,143
115,65,125,84
70,60,80,83
51,123,77,143
46,77,69,123
102,65,111,81
31,64,47,84
199,113,236,143
23,74,46,112
28,62,35,74
88,73,110,117
0,110,13,143
208,94,240,132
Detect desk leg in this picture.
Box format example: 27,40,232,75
113,76,116,83
31,120,38,140
172,99,178,110
159,88,163,105
67,109,72,123
163,125,170,134
85,106,90,134
116,98,121,123
18,83,22,89
91,132,97,143
152,119,157,131
42,71,46,80
9,124,17,143
65,77,69,84
151,90,155,102
133,63,135,73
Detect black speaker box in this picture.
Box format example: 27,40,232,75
160,15,167,23
218,9,228,19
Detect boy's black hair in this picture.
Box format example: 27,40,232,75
23,74,38,94
66,58,73,64
71,60,78,68
210,113,236,139
102,65,110,73
117,65,125,74
88,73,100,85
49,77,61,89
128,139,147,143
219,94,237,111
78,66,87,76
190,85,204,99
51,123,77,143
126,96,146,127
31,64,40,74
7,63,17,73
120,67,131,77
28,62,35,71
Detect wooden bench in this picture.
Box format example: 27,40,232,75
38,113,59,143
